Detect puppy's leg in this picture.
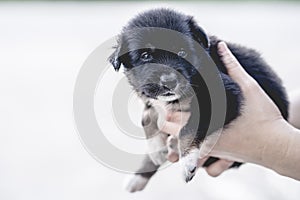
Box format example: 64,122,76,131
142,104,168,165
178,128,224,181
176,92,213,181
124,154,159,193
178,126,201,182
178,75,245,182
124,103,168,192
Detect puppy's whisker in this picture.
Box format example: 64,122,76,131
189,84,199,88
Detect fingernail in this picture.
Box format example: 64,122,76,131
218,41,227,53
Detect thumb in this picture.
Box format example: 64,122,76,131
217,42,258,91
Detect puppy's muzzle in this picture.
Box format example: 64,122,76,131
160,73,178,90
141,83,170,99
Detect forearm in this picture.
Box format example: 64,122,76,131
258,120,300,180
212,119,300,180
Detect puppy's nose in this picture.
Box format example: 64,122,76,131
161,79,177,90
160,73,178,90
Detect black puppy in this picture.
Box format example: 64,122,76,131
109,8,288,192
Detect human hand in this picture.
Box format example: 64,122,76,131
160,41,289,177
201,42,300,180
204,42,285,165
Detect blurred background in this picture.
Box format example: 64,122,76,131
1,0,300,200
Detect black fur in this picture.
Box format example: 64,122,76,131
109,8,289,181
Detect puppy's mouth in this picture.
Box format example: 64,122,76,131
161,91,175,96
141,84,180,101
157,91,180,102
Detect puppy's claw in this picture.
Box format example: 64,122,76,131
185,172,196,183
189,166,196,174
183,164,197,182
180,149,200,183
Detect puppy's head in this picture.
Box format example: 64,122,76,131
109,9,210,102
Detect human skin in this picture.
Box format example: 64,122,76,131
159,42,300,180
289,91,300,129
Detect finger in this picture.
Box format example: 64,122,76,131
205,159,234,177
166,112,191,123
160,121,181,136
197,157,209,168
167,150,179,163
166,136,179,162
217,42,256,89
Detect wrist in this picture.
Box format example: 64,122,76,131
211,118,292,164
258,119,300,180
258,119,292,166
208,117,300,180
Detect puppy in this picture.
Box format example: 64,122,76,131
109,8,289,192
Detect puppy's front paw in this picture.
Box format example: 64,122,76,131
124,174,150,193
180,149,200,183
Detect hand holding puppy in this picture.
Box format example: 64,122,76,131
160,42,300,180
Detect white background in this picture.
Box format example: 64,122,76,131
1,1,300,200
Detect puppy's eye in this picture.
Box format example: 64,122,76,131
177,49,187,58
140,52,152,61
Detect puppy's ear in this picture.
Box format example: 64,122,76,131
109,38,123,72
187,17,210,50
